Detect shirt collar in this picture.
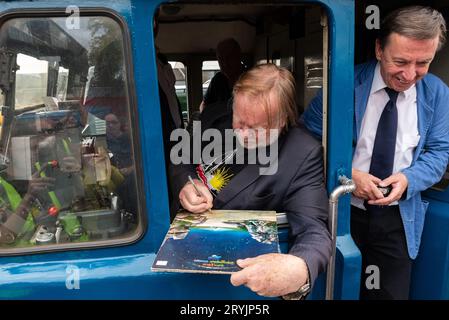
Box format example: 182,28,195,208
370,62,386,95
370,62,416,100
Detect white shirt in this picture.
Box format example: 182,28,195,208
352,63,420,209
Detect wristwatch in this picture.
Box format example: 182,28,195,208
282,278,311,300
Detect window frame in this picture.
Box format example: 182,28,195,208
0,7,146,256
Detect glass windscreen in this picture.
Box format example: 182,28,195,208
0,16,140,251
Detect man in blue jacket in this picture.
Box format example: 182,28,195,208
303,6,449,299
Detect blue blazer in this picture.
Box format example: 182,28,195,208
303,60,449,259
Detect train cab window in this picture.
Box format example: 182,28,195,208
156,3,324,113
0,15,141,253
202,60,220,95
15,54,49,108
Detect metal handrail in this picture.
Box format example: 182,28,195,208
325,175,356,300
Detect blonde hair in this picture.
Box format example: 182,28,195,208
233,63,297,130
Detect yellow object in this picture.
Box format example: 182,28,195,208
210,167,232,192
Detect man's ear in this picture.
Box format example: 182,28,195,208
277,118,287,132
375,39,383,61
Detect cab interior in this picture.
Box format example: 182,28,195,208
155,2,326,123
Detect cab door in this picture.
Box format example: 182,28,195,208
148,0,359,300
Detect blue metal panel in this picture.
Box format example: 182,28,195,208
0,252,276,299
127,0,171,252
410,197,449,299
317,0,354,238
312,0,361,300
0,0,132,13
335,235,361,299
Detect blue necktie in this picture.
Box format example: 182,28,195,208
369,87,399,179
365,87,398,212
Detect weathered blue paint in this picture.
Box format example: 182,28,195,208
307,0,361,300
410,196,449,300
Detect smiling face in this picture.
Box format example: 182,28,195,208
375,32,439,92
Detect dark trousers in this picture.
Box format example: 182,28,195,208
351,205,412,300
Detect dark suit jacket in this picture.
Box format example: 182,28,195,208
170,102,331,286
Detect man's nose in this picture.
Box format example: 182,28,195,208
402,64,417,81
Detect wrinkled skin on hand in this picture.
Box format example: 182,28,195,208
179,179,213,213
352,168,384,201
230,253,309,297
367,172,408,206
352,169,408,206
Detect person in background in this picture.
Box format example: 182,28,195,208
153,7,185,212
199,38,245,112
105,113,133,176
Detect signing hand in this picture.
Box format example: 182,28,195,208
367,172,408,206
352,168,384,201
179,179,213,213
230,253,309,297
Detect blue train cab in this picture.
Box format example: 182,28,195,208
0,0,448,300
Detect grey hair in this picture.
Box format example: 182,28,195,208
379,6,447,50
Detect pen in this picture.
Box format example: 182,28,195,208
188,175,213,214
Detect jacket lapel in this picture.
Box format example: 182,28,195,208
414,80,433,162
354,61,377,142
213,163,263,208
213,133,285,208
354,81,370,145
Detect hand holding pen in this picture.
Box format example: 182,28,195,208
188,176,213,214
178,175,213,214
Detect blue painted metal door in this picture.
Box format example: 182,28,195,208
410,187,449,299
